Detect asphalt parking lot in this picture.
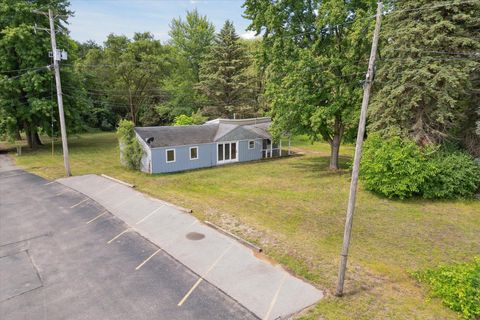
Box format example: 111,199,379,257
0,167,257,320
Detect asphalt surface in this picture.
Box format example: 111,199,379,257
0,162,257,319
59,174,323,320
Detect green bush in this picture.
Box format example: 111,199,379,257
173,110,207,126
116,119,144,170
422,152,480,199
361,135,480,199
360,134,432,199
413,257,480,319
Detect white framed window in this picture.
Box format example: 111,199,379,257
166,149,175,163
190,146,199,160
217,142,238,164
248,140,255,149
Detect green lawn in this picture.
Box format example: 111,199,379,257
7,132,479,319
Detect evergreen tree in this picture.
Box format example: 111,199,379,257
198,20,252,118
370,0,480,147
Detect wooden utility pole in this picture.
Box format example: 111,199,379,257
48,9,71,176
335,1,383,297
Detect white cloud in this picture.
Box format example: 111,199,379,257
240,30,257,40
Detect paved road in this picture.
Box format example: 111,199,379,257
0,157,257,320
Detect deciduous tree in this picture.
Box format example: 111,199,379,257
244,0,378,169
0,0,86,147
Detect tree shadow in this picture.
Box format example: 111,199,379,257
291,155,352,179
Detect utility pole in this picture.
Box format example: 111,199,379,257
335,1,383,297
48,9,71,176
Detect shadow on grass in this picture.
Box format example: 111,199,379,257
291,155,352,178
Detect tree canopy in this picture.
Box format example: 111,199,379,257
370,0,480,150
0,0,86,147
244,0,378,169
198,20,254,119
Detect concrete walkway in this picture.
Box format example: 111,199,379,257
57,174,323,320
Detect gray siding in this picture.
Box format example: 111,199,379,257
151,143,216,173
238,139,263,162
148,139,265,173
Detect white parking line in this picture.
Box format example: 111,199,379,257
135,249,161,270
177,243,233,307
177,278,203,306
107,229,130,244
70,198,88,209
263,274,287,320
86,211,108,224
135,207,162,225
43,181,56,186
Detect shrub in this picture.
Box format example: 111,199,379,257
422,152,480,199
360,134,433,199
116,120,143,170
173,110,207,126
361,135,480,199
413,257,480,319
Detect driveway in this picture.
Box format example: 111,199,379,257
0,155,257,320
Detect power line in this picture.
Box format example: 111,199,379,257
0,65,50,74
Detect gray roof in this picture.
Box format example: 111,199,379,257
134,118,272,148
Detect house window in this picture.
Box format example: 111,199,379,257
218,144,224,161
190,147,198,160
248,140,255,149
217,142,238,163
166,149,175,163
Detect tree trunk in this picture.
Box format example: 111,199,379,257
24,122,42,148
24,123,33,148
14,129,21,141
329,116,344,170
33,131,43,146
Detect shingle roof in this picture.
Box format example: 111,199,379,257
135,118,272,148
135,124,219,148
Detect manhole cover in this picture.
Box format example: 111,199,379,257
186,232,205,240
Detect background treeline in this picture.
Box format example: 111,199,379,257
1,0,479,198
0,2,266,149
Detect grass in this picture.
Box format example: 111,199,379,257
6,132,480,319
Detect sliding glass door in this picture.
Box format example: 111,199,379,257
217,142,238,163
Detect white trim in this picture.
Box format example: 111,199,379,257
217,141,239,164
189,146,199,160
166,148,176,163
248,140,255,149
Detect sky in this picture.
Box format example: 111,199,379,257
68,0,256,45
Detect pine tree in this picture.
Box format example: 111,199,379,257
198,20,251,118
370,0,480,147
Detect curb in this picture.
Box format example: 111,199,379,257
101,174,135,188
204,220,262,253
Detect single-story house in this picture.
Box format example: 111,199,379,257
133,117,282,174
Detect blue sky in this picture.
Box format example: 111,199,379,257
68,0,255,45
